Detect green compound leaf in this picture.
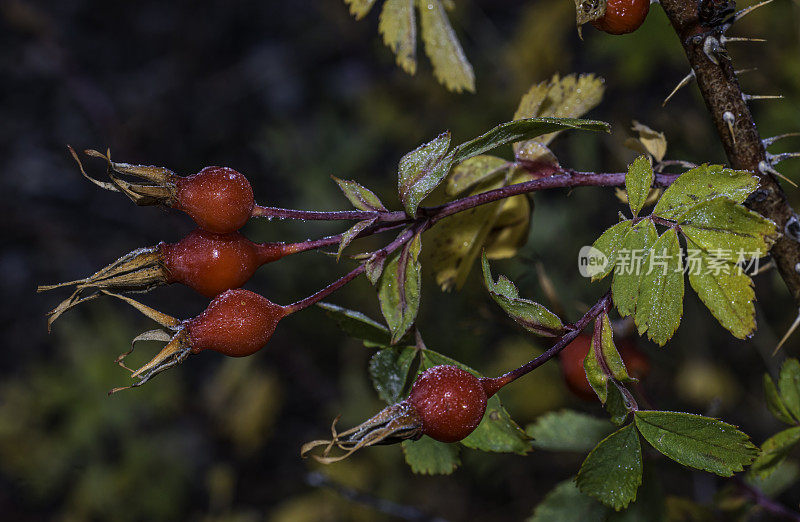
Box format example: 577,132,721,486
764,373,797,425
378,232,423,343
332,176,386,212
528,479,609,522
779,359,800,422
402,436,461,475
379,0,417,74
418,0,474,93
634,411,758,476
679,198,778,262
584,314,634,405
344,0,378,20
397,131,451,217
419,349,530,454
612,219,658,317
625,156,654,217
605,384,634,426
369,346,418,404
481,252,564,336
577,424,643,510
634,228,684,346
685,242,756,339
653,164,760,221
317,302,391,346
750,426,800,479
589,220,633,282
337,217,377,260
527,410,613,452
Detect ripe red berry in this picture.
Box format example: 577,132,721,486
186,288,287,357
173,166,254,233
558,334,650,401
591,0,650,35
408,365,488,443
159,229,286,297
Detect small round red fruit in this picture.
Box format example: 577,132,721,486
591,0,650,35
186,288,287,357
174,166,254,233
159,229,285,297
408,365,488,443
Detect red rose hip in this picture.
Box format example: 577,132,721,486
591,0,650,35
409,365,488,443
174,166,254,233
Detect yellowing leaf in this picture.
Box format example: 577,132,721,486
345,0,378,20
513,73,605,154
624,121,667,162
445,154,509,196
685,239,756,339
379,0,417,74
653,165,759,221
484,193,532,260
418,0,474,93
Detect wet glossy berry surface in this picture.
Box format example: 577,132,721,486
159,229,285,297
591,0,650,35
408,365,488,443
174,166,254,233
186,289,285,357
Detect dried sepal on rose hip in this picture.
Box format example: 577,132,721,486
70,147,255,233
38,229,289,329
104,288,289,393
302,365,510,462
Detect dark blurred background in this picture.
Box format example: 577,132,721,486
2,0,800,520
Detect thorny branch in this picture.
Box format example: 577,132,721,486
659,0,800,303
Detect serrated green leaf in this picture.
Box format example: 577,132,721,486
378,233,423,343
590,220,633,282
608,468,666,522
685,242,755,339
417,0,474,93
527,410,613,452
750,426,800,478
450,117,609,166
626,156,654,217
401,435,460,474
680,198,778,262
513,73,606,152
612,219,658,317
419,349,530,453
338,217,377,260
344,0,378,20
528,479,609,522
634,411,758,476
379,0,417,74
332,176,386,212
653,165,760,221
634,228,684,346
369,346,418,404
577,424,642,510
446,154,510,196
764,373,797,425
397,131,451,217
778,359,800,422
318,302,391,345
481,253,564,336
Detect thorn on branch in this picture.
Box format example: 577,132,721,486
743,93,784,102
723,111,736,145
733,0,775,24
763,133,800,147
663,70,696,106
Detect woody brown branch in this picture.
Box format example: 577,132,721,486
659,0,800,303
